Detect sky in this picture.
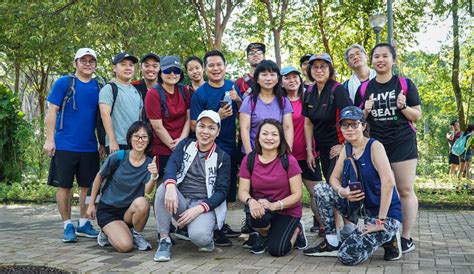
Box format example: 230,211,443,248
408,15,452,53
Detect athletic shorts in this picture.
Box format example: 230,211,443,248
460,149,472,162
383,135,418,163
53,150,99,188
96,202,131,228
158,155,170,178
297,160,323,181
449,153,460,165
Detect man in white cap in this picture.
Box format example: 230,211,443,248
153,110,231,262
44,48,101,243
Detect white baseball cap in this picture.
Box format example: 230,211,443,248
197,110,221,127
74,48,97,60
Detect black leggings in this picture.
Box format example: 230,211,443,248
319,144,338,182
250,211,300,257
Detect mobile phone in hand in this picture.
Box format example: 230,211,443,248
349,181,362,192
220,100,229,108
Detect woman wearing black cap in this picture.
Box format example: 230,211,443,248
304,106,402,265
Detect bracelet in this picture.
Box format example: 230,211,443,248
278,200,284,210
376,219,385,226
337,186,344,198
306,147,313,151
400,104,407,110
151,174,159,181
245,197,254,205
164,180,176,188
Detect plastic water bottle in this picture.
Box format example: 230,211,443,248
224,91,232,106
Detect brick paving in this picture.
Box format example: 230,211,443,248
0,205,473,273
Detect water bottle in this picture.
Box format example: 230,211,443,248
224,91,232,107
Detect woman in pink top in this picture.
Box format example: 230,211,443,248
238,119,306,257
281,66,325,237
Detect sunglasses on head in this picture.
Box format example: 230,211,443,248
162,67,182,75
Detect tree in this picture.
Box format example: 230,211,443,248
260,0,289,66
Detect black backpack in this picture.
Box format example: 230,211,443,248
246,151,289,176
153,83,187,118
342,143,367,223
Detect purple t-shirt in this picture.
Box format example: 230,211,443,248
239,153,302,218
239,95,293,149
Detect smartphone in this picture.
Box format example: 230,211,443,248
349,181,362,192
220,100,229,108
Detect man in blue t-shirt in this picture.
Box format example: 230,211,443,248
44,48,101,243
190,50,242,245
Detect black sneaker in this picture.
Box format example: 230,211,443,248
401,237,415,253
309,216,319,233
242,232,259,249
294,221,308,250
170,223,177,233
250,234,267,254
222,223,241,238
383,232,402,261
173,226,190,241
303,239,340,257
214,228,232,247
241,216,254,234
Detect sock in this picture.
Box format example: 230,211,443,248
79,218,89,227
63,219,72,229
131,228,141,236
326,234,339,247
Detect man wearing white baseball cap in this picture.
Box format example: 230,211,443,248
44,47,101,243
153,110,231,262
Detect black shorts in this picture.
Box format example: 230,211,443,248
297,160,323,181
105,144,130,155
96,202,131,228
449,153,460,165
383,135,418,163
460,149,472,162
53,150,99,188
158,155,170,178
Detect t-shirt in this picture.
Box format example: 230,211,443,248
145,84,191,156
302,80,352,146
99,151,152,208
179,150,208,199
99,82,143,146
354,76,421,145
239,95,293,150
289,99,316,160
190,80,242,156
235,74,254,98
47,76,99,152
239,153,303,218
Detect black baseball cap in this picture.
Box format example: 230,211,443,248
299,54,313,66
246,42,266,54
141,53,160,63
112,52,138,65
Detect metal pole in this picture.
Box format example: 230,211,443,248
387,0,393,44
376,32,380,44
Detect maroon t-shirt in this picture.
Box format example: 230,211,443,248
239,153,303,218
144,84,191,156
235,74,254,97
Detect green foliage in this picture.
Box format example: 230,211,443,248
0,84,26,182
0,177,55,203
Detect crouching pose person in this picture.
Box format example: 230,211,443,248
238,119,306,257
154,110,230,262
86,121,156,253
303,106,402,265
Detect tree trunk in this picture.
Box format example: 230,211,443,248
451,0,466,130
14,61,20,94
273,30,282,66
317,0,331,56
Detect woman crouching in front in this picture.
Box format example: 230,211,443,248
238,119,306,257
303,106,402,265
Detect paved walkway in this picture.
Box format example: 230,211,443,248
0,205,473,273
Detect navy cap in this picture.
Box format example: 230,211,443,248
160,56,181,71
141,53,160,63
308,53,332,65
281,66,301,76
339,106,364,122
299,54,313,66
112,52,138,65
246,42,266,54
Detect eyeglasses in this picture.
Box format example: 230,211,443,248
311,64,329,71
78,58,97,66
348,51,363,60
132,135,149,142
248,50,264,56
339,122,363,130
162,67,182,75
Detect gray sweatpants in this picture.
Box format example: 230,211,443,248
154,184,216,248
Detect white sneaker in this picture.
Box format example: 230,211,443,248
97,230,110,247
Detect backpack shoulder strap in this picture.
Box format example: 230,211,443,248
177,84,187,104
153,83,169,118
59,74,76,129
109,83,119,116
247,151,256,176
358,81,370,108
398,76,408,96
281,153,289,173
250,94,257,113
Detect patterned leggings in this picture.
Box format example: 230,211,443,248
315,183,401,265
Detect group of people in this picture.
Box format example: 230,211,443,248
447,120,473,178
44,41,422,265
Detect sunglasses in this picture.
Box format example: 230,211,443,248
162,67,182,75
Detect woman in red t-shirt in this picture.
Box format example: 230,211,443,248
238,119,306,257
144,56,191,179
281,66,325,237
